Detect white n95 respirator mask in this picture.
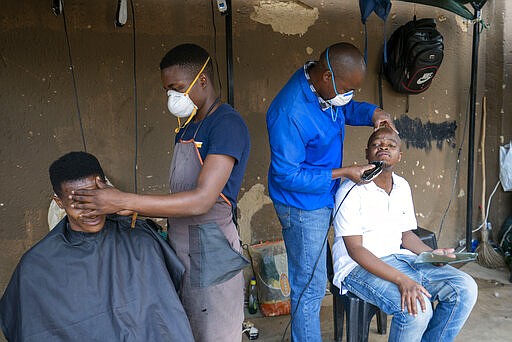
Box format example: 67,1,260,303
167,90,197,118
329,90,354,107
166,56,211,133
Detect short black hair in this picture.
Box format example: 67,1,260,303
49,151,105,197
159,43,213,80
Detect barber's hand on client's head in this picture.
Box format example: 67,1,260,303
372,109,399,134
69,176,128,217
93,178,134,216
377,121,390,130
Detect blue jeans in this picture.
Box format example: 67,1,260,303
274,203,332,342
343,254,478,342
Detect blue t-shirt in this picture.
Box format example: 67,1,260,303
266,67,377,210
175,103,250,208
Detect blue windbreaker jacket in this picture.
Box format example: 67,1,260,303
266,67,377,210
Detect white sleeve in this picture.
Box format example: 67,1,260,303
401,181,418,233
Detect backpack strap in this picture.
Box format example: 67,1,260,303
383,19,388,64
359,0,392,64
364,23,368,64
378,61,384,109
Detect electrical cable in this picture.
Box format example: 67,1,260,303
210,0,224,97
224,0,234,106
129,0,138,194
281,181,358,341
472,180,501,234
436,94,471,241
61,1,87,152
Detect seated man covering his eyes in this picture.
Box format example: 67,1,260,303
0,151,194,342
332,127,478,342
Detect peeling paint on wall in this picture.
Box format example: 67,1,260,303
250,0,319,36
237,183,272,244
394,115,457,151
455,16,469,32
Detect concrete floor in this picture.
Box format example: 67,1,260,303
243,263,512,342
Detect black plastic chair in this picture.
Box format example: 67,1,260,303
327,227,438,342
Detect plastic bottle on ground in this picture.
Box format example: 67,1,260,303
248,277,258,314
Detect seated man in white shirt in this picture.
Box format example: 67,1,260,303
332,126,478,342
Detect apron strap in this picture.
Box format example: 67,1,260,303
177,138,232,208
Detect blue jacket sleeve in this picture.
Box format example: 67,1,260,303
343,100,378,126
268,108,332,194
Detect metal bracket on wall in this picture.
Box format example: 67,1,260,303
115,0,128,27
52,0,62,16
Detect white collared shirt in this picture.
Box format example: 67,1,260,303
332,173,417,291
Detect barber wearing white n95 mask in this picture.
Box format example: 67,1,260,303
165,56,209,131
70,44,250,342
167,88,197,118
266,42,397,341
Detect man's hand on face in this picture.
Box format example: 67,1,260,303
69,177,127,217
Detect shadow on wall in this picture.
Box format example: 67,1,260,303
395,115,457,151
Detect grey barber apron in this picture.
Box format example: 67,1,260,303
168,133,249,342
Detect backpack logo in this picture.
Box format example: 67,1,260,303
417,72,434,85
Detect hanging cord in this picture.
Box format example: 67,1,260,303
472,180,501,234
378,62,384,109
436,92,471,240
281,182,358,341
129,0,138,194
209,0,224,97
60,1,87,151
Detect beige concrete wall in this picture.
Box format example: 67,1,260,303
0,0,510,298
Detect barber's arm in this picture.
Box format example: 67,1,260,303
343,101,396,133
344,235,431,316
70,153,234,218
331,164,375,183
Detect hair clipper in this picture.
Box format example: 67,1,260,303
361,161,384,182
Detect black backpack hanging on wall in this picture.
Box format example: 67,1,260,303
383,17,444,94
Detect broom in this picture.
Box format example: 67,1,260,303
476,96,505,268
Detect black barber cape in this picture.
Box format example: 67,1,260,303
0,215,194,342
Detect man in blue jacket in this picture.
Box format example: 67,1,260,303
266,42,396,341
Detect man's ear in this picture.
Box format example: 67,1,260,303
200,73,208,88
53,194,64,209
322,69,333,82
398,151,402,162
365,148,369,161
